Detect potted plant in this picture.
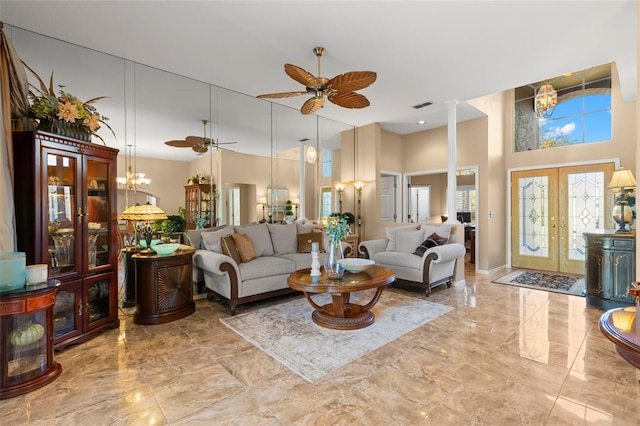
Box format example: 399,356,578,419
160,215,187,242
284,200,294,223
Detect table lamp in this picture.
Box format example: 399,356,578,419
120,202,168,255
608,168,636,234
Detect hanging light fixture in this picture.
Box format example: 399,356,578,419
117,144,151,190
306,145,317,164
535,80,558,119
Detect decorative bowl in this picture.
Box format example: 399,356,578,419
337,258,374,273
139,239,162,248
153,243,180,256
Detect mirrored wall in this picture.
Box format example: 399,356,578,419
8,24,355,225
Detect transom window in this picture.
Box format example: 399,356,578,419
514,63,612,152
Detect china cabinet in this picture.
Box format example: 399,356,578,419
584,231,636,310
184,183,216,230
12,131,120,350
0,280,62,399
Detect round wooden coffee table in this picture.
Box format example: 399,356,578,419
287,265,395,330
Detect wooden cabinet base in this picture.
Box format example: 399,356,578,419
1,363,62,400
133,246,196,325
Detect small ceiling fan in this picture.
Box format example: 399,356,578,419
257,47,377,115
164,120,236,153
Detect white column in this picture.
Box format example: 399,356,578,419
299,143,306,220
445,100,458,224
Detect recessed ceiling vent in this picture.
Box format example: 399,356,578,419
412,101,433,109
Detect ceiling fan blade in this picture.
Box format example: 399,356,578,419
257,91,308,99
328,71,377,93
300,97,324,115
192,144,208,154
285,64,319,88
328,92,370,109
185,135,213,145
165,139,194,148
213,141,237,145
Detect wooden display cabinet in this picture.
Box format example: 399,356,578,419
184,183,216,230
0,281,62,399
12,131,120,350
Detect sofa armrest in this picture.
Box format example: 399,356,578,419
192,249,240,277
358,239,388,259
423,243,466,264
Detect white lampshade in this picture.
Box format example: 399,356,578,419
608,168,636,190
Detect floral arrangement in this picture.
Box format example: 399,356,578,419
24,62,115,143
325,215,350,242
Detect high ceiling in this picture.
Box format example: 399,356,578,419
1,1,636,161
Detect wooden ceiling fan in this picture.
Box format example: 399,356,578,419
164,120,236,153
257,47,377,115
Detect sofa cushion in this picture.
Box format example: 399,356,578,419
385,224,421,251
201,225,235,253
220,234,242,264
422,224,451,241
296,222,322,234
297,232,324,253
235,223,274,257
267,222,297,255
238,256,295,281
373,251,424,269
232,233,257,263
395,229,426,253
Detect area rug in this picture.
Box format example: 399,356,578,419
219,291,453,382
492,270,585,296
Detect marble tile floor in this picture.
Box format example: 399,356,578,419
2,263,639,425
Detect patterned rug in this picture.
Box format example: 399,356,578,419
492,270,585,296
220,290,453,382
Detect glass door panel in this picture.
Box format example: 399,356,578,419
46,152,79,277
85,274,114,330
53,288,79,339
86,159,111,270
7,311,49,385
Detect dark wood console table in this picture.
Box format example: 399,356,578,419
133,245,195,325
0,280,62,399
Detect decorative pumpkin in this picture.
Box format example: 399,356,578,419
9,323,45,346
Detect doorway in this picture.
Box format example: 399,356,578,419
380,173,400,222
511,163,614,274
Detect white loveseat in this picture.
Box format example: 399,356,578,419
186,222,345,315
358,224,466,296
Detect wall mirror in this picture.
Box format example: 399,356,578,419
7,24,356,228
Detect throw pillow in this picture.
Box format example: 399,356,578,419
385,224,421,251
427,232,449,246
413,238,438,256
297,232,324,253
200,225,235,253
220,234,242,264
231,233,257,263
235,223,274,257
267,222,297,255
422,224,451,241
395,229,426,253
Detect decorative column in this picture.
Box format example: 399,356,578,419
299,143,306,221
445,100,458,224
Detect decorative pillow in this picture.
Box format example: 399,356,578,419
267,222,297,255
235,223,273,257
297,232,324,253
395,229,426,253
427,232,449,246
220,234,242,264
385,224,421,251
231,233,256,263
413,238,438,256
200,225,235,253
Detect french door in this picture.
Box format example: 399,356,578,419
511,163,614,274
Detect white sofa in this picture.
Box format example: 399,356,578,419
185,222,347,315
358,224,466,296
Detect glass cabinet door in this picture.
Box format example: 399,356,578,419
7,311,49,385
86,159,112,271
84,274,115,330
45,151,80,278
53,284,81,340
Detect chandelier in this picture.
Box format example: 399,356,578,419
117,167,150,190
534,80,558,119
117,144,151,190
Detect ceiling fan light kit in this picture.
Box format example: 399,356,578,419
258,47,377,115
